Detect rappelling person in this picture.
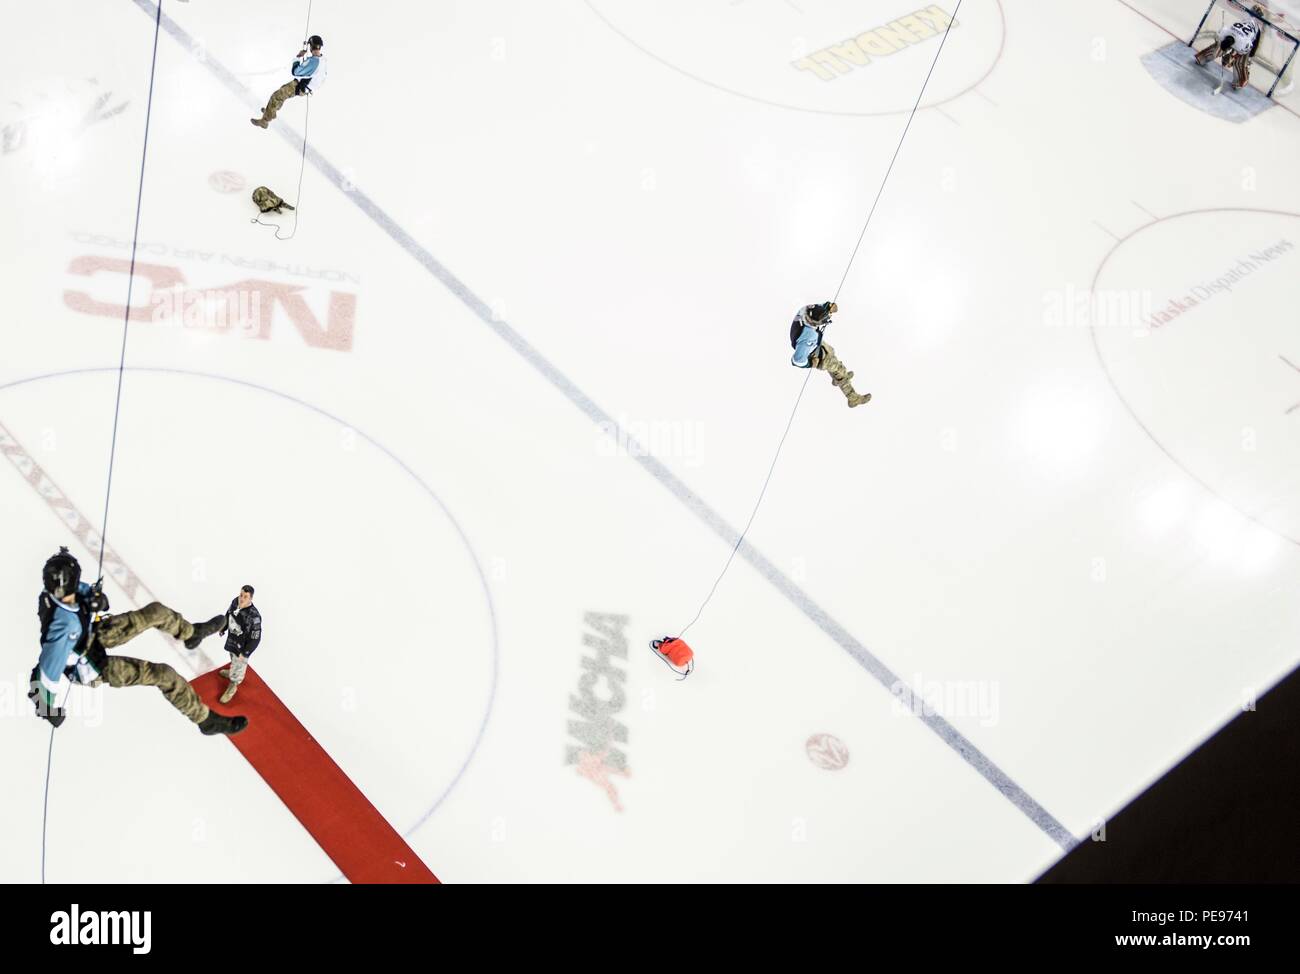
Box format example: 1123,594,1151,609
251,34,327,128
27,547,247,736
790,301,871,407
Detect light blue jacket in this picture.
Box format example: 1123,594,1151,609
292,55,320,79
790,305,826,367
292,54,327,91
36,582,97,708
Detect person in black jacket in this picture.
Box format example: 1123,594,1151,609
218,585,262,704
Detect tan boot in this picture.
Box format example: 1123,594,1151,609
250,116,268,129
219,668,231,679
219,683,238,705
841,377,872,408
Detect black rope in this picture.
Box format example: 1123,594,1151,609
832,0,964,303
667,3,963,648
250,93,310,239
48,0,163,889
41,725,54,884
251,0,314,241
675,368,812,641
96,0,164,578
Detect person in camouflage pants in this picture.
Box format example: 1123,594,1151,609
32,548,245,736
251,79,302,128
808,344,864,402
90,603,227,723
251,36,326,129
790,302,871,408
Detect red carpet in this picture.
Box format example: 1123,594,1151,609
192,667,439,884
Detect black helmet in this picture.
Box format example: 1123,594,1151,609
43,547,81,600
809,301,836,323
307,35,324,49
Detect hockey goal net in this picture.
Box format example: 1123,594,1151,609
1191,0,1300,95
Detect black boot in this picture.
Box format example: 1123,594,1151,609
184,615,225,650
198,711,248,736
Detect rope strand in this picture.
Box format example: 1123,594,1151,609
251,0,313,240
832,0,964,304
41,725,54,884
52,0,163,891
670,1,963,646
96,0,165,578
250,94,310,239
676,369,812,640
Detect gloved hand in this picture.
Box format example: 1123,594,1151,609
27,677,66,728
40,707,67,729
84,578,110,614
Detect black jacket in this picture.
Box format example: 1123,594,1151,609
222,600,262,656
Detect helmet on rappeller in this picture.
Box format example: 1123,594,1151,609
42,547,81,600
808,301,838,323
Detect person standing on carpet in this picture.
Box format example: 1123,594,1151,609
217,584,262,704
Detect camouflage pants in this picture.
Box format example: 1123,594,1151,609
227,652,248,686
97,602,195,647
259,81,301,122
810,343,869,405
91,604,209,723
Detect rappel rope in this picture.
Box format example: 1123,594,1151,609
41,727,54,884
661,0,964,660
674,368,813,644
252,0,314,240
833,0,964,304
43,0,166,889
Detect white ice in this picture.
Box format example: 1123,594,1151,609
1,0,1298,883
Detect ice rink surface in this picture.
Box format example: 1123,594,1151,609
2,0,1298,883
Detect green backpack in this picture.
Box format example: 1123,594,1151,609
251,185,295,214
